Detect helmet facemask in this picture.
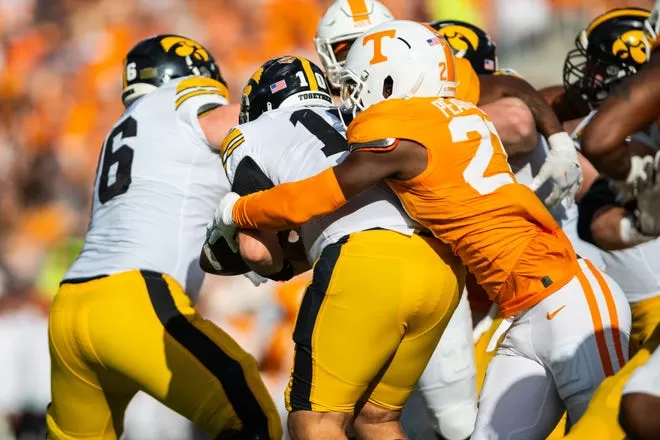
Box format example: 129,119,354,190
339,70,366,118
563,32,641,109
315,34,360,90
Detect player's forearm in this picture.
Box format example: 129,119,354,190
588,207,653,251
575,153,599,202
580,136,631,180
540,85,590,123
238,230,284,276
580,102,634,179
581,59,660,179
495,76,564,138
481,98,538,156
232,168,347,230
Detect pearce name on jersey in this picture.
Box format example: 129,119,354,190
221,105,419,262
65,76,230,295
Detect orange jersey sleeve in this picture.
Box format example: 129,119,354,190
232,168,346,230
454,58,480,105
347,97,577,317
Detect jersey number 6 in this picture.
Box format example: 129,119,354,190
97,116,137,204
449,114,514,195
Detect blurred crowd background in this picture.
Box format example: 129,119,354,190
0,0,655,438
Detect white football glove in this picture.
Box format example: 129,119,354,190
634,152,660,237
530,132,583,208
209,192,240,252
616,153,660,203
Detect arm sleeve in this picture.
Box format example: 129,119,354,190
232,168,347,230
577,177,619,245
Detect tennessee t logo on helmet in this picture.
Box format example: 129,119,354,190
363,29,396,64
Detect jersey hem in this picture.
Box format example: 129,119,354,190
499,257,579,318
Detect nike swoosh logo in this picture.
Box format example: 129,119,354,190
546,305,566,320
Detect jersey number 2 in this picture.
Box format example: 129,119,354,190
449,114,514,195
289,109,348,157
98,116,137,204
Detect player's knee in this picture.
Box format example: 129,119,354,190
354,403,401,426
288,410,350,439
429,404,477,440
619,393,660,440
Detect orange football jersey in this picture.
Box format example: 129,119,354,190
348,97,577,317
454,57,480,105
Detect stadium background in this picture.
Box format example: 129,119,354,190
0,0,654,438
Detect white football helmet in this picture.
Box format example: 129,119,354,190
340,20,457,115
314,0,394,89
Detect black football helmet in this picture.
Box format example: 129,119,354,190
121,34,226,107
239,56,332,124
563,8,652,108
429,19,497,74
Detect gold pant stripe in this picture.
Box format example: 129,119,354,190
140,270,271,434
286,230,464,413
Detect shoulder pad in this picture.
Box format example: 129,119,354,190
455,57,480,105
348,99,441,147
349,138,398,152
175,77,229,113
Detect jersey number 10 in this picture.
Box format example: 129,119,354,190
96,116,137,204
289,109,348,157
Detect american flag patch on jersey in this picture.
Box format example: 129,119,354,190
270,80,287,94
426,36,442,46
484,59,495,71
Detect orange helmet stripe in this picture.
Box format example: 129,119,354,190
347,0,369,23
441,38,456,82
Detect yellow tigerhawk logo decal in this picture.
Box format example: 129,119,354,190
243,67,264,97
612,30,649,64
160,36,209,62
437,25,480,57
250,67,264,84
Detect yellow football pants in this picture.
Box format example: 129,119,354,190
285,230,465,413
47,269,282,439
562,296,660,440
630,295,660,355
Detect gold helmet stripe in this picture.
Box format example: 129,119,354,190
299,57,319,91
122,58,128,89
587,8,650,34
347,0,369,23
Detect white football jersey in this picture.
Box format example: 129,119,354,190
221,105,419,262
573,110,660,303
509,136,606,269
65,76,230,294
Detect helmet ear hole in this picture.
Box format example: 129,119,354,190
383,75,393,99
